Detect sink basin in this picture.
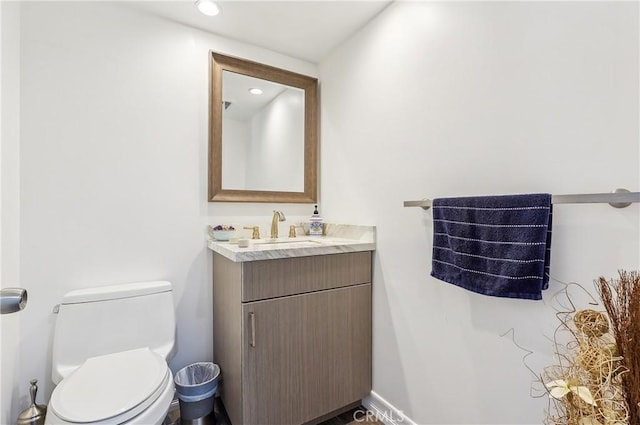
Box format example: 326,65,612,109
250,238,324,246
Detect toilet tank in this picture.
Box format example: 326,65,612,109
51,281,176,384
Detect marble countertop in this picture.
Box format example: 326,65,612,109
207,224,376,262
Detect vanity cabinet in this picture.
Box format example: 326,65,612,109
212,251,372,425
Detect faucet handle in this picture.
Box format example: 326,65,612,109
243,226,260,240
288,224,305,238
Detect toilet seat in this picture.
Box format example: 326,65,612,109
50,348,169,424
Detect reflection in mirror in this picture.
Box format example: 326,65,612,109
222,71,305,192
209,52,318,203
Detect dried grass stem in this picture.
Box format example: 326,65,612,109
596,270,640,425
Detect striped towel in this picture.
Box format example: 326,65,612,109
431,193,553,300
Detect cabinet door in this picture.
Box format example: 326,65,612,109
242,283,371,425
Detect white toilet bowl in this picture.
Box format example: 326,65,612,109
45,348,174,425
45,281,176,425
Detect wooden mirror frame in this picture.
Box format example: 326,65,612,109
208,52,318,203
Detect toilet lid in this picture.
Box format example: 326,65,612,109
51,348,168,423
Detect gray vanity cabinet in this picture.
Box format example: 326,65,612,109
212,251,372,425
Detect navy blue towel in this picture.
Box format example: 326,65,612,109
431,193,553,300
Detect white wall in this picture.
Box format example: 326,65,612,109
222,88,305,192
5,2,317,420
221,117,249,189
1,1,25,421
319,2,639,424
247,88,305,191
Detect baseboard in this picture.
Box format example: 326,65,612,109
362,391,416,425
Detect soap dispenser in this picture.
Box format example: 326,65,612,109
309,205,323,236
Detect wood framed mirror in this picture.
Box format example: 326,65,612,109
208,52,318,203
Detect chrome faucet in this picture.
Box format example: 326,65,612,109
271,210,286,239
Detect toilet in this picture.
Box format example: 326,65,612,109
45,281,176,425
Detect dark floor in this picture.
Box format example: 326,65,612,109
165,397,383,425
316,406,384,425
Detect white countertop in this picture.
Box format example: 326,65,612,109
207,224,375,262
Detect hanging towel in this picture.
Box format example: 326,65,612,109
431,193,553,300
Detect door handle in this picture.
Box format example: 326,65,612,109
1,288,27,314
249,312,256,348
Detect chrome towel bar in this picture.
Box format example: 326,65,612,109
404,188,640,210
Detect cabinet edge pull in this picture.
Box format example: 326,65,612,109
249,312,256,347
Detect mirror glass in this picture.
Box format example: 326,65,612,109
209,52,318,203
222,71,304,192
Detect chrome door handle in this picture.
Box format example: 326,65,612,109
1,288,27,314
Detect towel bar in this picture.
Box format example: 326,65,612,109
404,188,640,210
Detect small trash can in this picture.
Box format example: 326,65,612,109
174,362,220,425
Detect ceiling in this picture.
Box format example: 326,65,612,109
127,1,391,63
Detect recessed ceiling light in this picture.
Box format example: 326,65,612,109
248,88,263,95
195,0,220,16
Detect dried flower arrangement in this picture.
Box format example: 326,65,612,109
597,271,640,425
540,270,639,425
212,225,235,231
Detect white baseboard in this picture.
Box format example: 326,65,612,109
362,391,416,425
